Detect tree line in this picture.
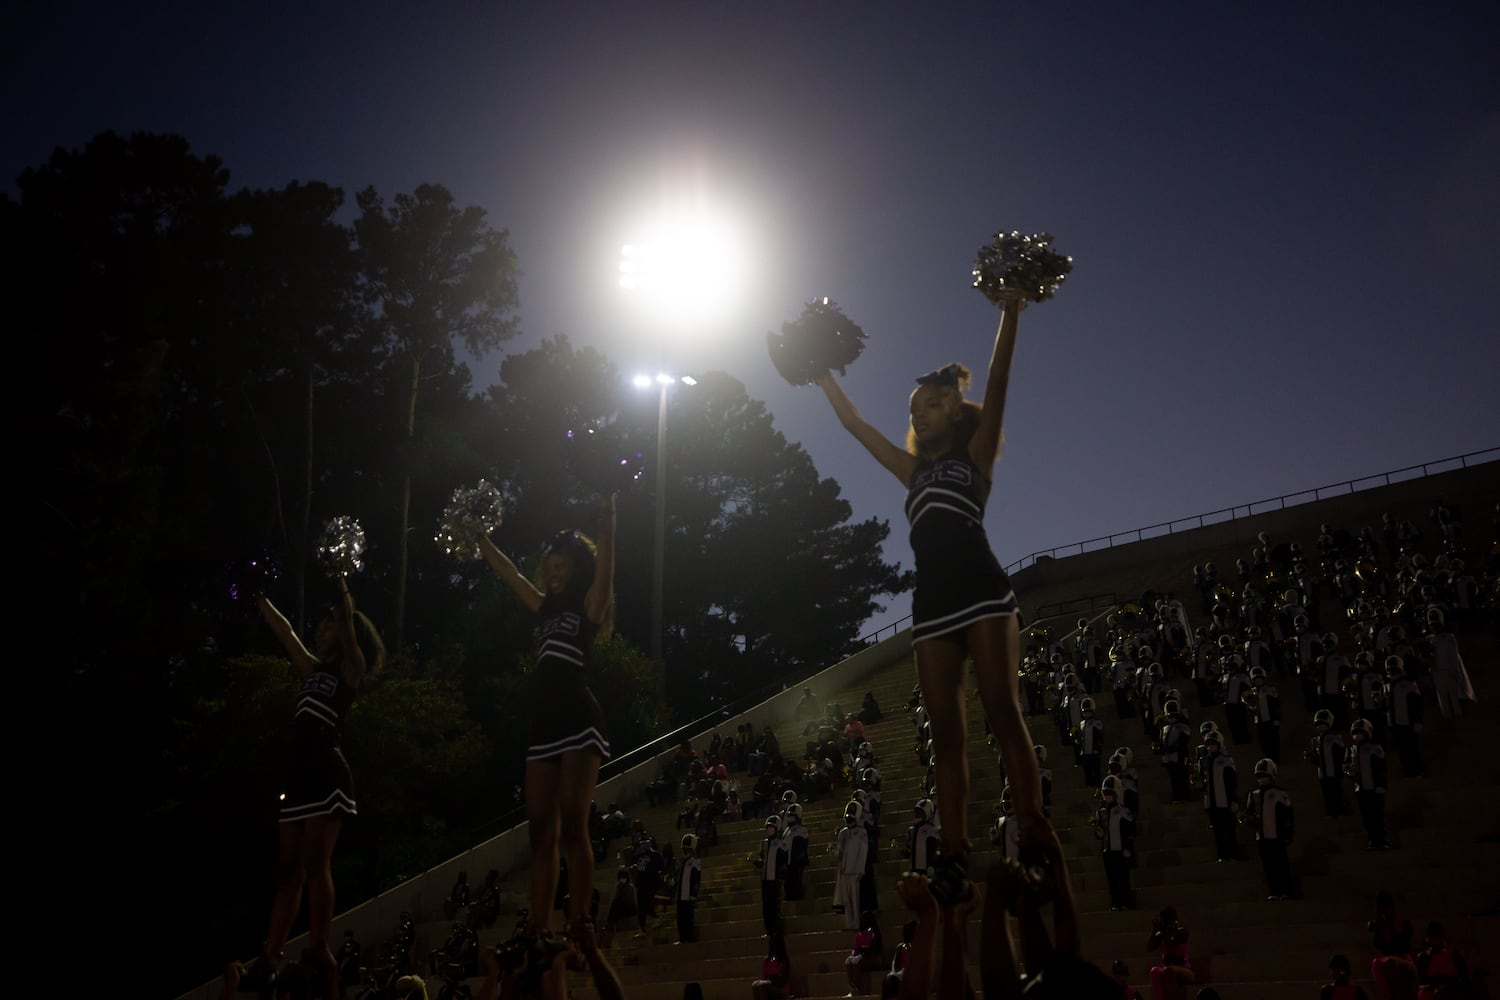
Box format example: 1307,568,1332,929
6,131,908,992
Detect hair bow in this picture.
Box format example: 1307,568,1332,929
914,363,963,387
542,530,583,555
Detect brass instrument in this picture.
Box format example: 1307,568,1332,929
1235,805,1253,827
1242,688,1260,725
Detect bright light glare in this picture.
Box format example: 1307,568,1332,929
632,374,652,389
679,375,698,386
618,206,745,330
655,373,675,386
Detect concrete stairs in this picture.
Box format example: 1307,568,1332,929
537,609,1499,997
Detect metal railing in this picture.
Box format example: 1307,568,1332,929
1034,591,1118,622
1002,447,1498,574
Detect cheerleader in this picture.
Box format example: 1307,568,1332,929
816,293,1048,903
479,496,616,960
239,576,384,996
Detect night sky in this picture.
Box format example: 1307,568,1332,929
8,3,1497,632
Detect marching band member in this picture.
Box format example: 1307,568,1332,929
1250,666,1282,764
834,803,868,931
1346,719,1389,851
1078,697,1106,789
676,834,702,943
1317,632,1351,730
1306,709,1349,819
758,815,791,934
1200,729,1239,863
1159,701,1193,804
1244,759,1295,900
1191,627,1218,708
988,785,1021,864
1351,651,1387,744
1034,744,1053,818
1384,656,1425,778
1096,775,1137,911
1111,645,1136,721
1221,654,1253,746
907,798,941,875
1423,609,1475,721
781,803,810,904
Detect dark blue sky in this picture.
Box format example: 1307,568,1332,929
8,3,1497,631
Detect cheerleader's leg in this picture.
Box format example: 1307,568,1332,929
970,616,1047,840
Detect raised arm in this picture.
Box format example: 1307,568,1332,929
585,494,615,626
967,296,1023,472
817,373,918,486
478,534,545,614
257,593,318,674
333,576,368,689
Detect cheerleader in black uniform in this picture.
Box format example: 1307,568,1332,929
479,496,615,965
240,576,383,995
817,294,1049,901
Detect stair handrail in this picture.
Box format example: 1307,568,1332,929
1002,447,1498,574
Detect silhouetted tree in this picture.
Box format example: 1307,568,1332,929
354,184,521,649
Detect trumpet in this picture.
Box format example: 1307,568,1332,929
1242,689,1260,725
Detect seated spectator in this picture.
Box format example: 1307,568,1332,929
602,802,630,854
724,789,743,821
635,842,667,935
1415,921,1469,999
394,974,429,999
1369,890,1417,1000
843,713,867,753
860,691,883,725
428,922,468,978
880,920,916,999
722,735,745,772
844,910,885,996
752,932,793,1000
1322,954,1369,1000
336,929,362,994
589,802,608,862
751,771,775,818
1145,907,1195,1000
442,871,470,920
677,796,700,831
759,725,782,762
646,764,676,807
603,866,638,948
472,870,502,929
1113,959,1143,999
797,686,822,735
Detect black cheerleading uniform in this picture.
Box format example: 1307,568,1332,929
525,591,611,761
905,452,1018,644
280,669,357,822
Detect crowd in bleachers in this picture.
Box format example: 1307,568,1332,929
233,498,1495,1000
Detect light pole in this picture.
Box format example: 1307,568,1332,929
618,209,740,693
627,373,696,665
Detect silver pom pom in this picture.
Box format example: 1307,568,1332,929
316,516,366,578
971,230,1073,305
436,479,505,561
